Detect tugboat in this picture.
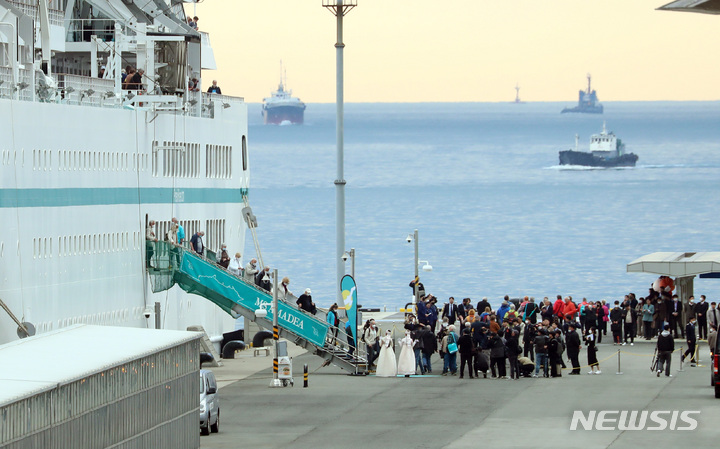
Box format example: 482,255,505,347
559,123,638,167
262,64,306,125
561,74,603,114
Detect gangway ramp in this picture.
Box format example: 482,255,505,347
147,241,366,373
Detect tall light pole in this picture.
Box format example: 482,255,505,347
407,229,432,307
413,230,419,303
323,0,356,303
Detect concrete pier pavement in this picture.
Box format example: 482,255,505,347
201,338,718,449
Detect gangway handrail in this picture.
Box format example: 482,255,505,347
146,239,367,368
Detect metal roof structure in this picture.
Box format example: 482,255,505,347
0,324,200,406
658,0,720,14
627,252,720,277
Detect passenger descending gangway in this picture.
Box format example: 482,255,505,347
146,240,367,373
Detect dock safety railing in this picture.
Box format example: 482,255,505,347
146,240,367,372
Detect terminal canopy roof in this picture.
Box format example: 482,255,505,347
627,252,720,277
658,0,720,14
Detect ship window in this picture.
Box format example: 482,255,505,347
163,144,169,176
206,144,211,178
242,136,247,171
225,146,230,178
152,142,159,176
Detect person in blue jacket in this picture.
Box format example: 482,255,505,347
326,303,340,345
496,300,511,325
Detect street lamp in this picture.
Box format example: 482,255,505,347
342,248,355,279
323,0,357,305
407,229,432,305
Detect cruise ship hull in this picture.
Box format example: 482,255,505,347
262,105,305,125
0,97,249,346
559,150,638,167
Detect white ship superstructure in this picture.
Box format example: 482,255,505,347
0,0,249,345
262,65,305,125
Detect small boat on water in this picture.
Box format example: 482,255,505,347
262,64,306,125
561,74,603,114
559,123,638,168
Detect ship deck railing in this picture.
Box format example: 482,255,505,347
1,67,246,118
56,74,117,107
0,66,33,102
7,0,63,26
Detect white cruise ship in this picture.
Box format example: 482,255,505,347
0,0,249,346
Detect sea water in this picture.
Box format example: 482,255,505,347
245,102,720,310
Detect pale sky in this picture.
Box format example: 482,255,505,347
186,1,720,103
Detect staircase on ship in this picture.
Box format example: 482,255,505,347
145,240,367,374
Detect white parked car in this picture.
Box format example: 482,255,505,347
199,369,220,435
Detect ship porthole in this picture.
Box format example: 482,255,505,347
242,136,247,171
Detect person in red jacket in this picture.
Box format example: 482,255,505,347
563,297,578,321
553,295,565,322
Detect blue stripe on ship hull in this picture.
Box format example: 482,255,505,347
0,188,248,208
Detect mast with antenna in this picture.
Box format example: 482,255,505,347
586,73,592,95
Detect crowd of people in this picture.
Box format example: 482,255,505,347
360,291,718,379
146,225,718,379
121,66,144,90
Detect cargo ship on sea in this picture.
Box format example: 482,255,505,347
0,0,250,346
262,68,306,125
559,123,638,167
561,74,603,114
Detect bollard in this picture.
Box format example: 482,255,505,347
678,346,685,372
269,269,282,388
616,349,623,375
303,364,308,388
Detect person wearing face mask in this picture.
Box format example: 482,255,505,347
228,252,242,276
684,296,696,328
275,276,292,301
216,243,230,269
244,258,258,284
709,302,720,333
668,294,683,339
695,295,709,340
